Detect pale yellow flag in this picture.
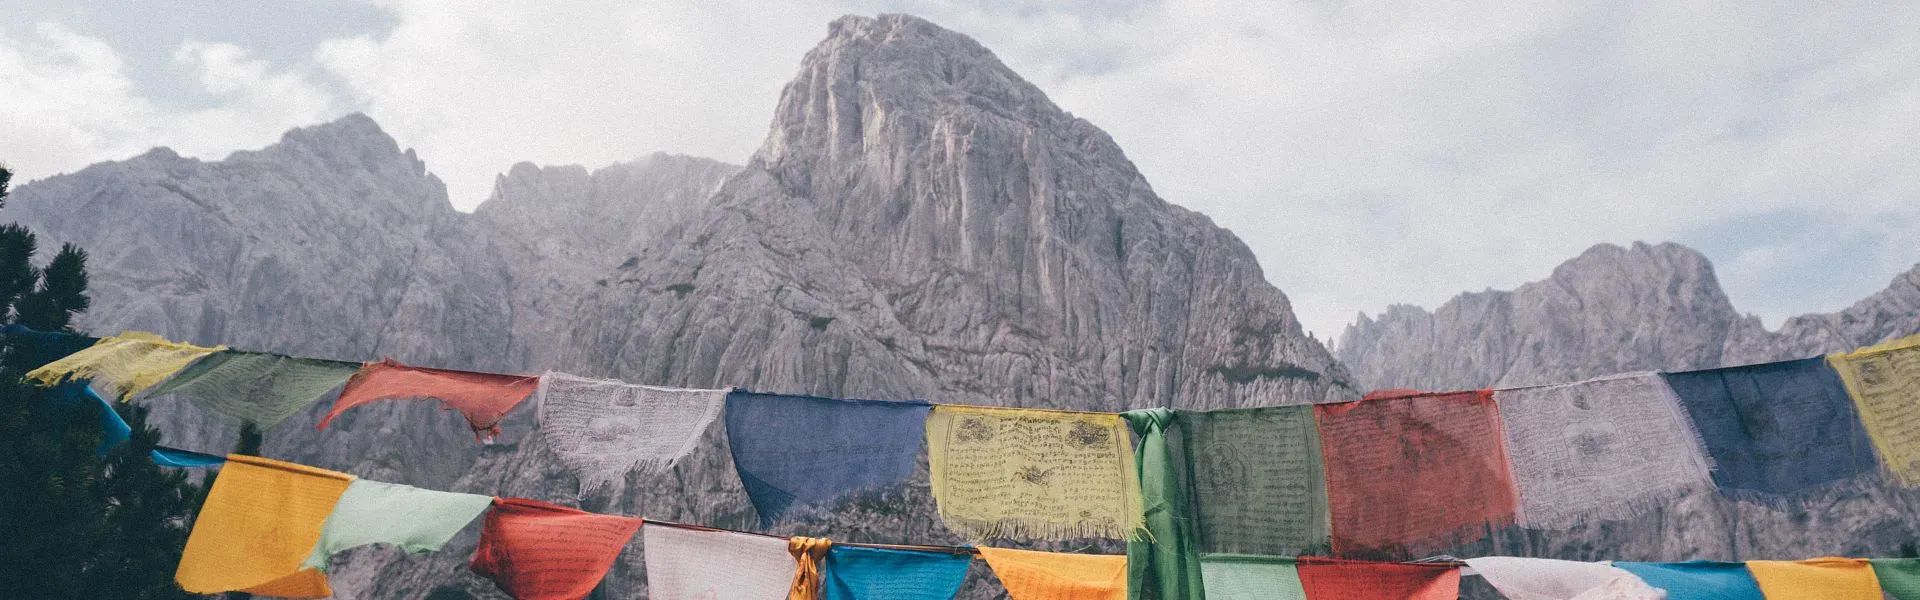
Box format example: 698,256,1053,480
1828,334,1920,486
25,331,223,401
175,455,354,597
927,405,1142,541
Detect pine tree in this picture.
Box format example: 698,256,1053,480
0,165,202,599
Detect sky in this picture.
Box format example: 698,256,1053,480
3,1,1916,343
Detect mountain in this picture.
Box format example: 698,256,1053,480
1340,241,1920,577
3,14,1352,598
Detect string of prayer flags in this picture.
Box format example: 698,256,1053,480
1662,358,1879,498
725,391,930,523
174,455,354,597
1746,558,1883,600
1315,389,1518,557
788,536,833,600
1179,406,1329,555
26,331,224,401
1122,408,1203,600
300,479,491,572
979,546,1128,600
1612,561,1763,600
1295,558,1460,600
142,349,360,428
1827,334,1920,485
535,372,726,493
643,524,797,600
469,497,642,600
150,446,226,468
927,406,1143,541
1493,373,1715,528
1871,558,1920,600
1197,555,1306,600
1463,557,1645,600
0,323,98,368
39,381,131,455
821,545,972,600
320,359,538,441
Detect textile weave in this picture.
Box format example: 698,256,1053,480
1123,408,1203,600
1197,554,1306,600
26,331,223,401
821,546,972,600
321,359,538,440
143,350,360,428
979,546,1128,600
301,479,491,572
1316,389,1518,557
1295,558,1460,599
1494,373,1714,527
175,455,354,597
927,406,1142,541
469,497,642,600
1662,358,1879,497
1746,558,1882,600
644,525,796,600
536,372,726,493
1613,561,1763,600
726,391,929,523
1827,334,1920,485
1180,406,1328,555
1463,557,1644,600
1871,558,1920,600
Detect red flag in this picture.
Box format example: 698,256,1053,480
318,359,537,440
469,498,642,600
1315,389,1519,557
1297,558,1460,599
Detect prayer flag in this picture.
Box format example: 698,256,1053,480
320,359,538,440
142,350,360,428
1180,406,1329,555
1316,389,1518,557
1464,557,1644,600
1122,408,1203,600
175,455,354,597
643,524,796,600
1493,373,1714,527
725,391,929,523
26,331,223,401
789,536,833,600
822,545,972,600
536,372,726,493
927,406,1142,541
1871,558,1920,600
1747,558,1882,600
469,497,642,600
150,446,226,468
1613,561,1763,600
1198,554,1305,600
979,546,1128,600
1662,358,1878,498
1828,334,1920,485
301,479,491,572
1295,558,1460,599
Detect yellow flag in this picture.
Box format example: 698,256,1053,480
25,331,223,401
1828,334,1920,485
927,405,1142,541
979,546,1128,600
175,455,354,597
1748,558,1883,600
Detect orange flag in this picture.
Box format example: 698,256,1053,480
468,498,643,600
1748,558,1884,600
1297,558,1461,599
319,359,538,440
175,455,354,597
979,546,1127,600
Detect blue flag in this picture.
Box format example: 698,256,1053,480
823,545,972,600
1662,357,1879,497
1615,561,1763,600
724,391,930,523
150,446,226,468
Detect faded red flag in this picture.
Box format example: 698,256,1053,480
469,498,642,600
318,359,538,440
1297,558,1461,599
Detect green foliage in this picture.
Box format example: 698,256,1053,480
0,163,204,598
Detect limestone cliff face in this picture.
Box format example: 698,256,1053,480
1340,241,1920,578
4,14,1351,598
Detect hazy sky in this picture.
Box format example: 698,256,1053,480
3,1,1916,342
